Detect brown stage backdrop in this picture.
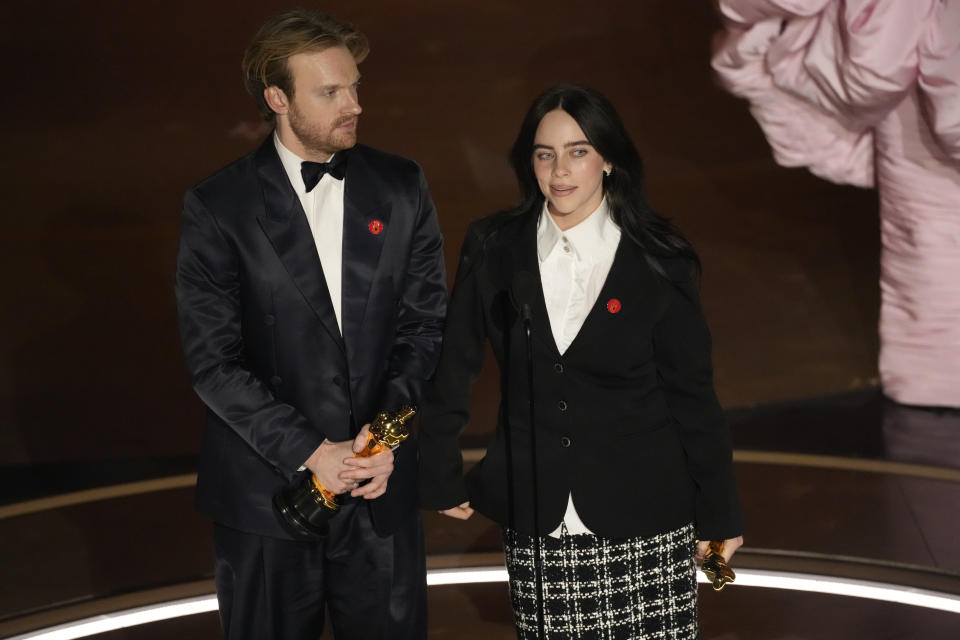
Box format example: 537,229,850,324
0,1,879,465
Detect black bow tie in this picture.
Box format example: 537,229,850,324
301,156,347,192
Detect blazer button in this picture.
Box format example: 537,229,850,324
554,363,564,373
270,375,282,386
560,436,572,448
557,400,567,411
264,314,275,326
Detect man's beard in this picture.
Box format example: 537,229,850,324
288,106,358,158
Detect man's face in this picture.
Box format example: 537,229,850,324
283,46,362,159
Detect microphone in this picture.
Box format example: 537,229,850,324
510,271,538,328
510,269,545,638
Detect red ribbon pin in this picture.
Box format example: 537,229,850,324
368,219,383,235
606,298,622,314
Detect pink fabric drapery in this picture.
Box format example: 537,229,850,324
713,0,960,407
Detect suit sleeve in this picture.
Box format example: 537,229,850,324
176,191,323,479
653,260,743,540
379,167,448,411
417,225,487,510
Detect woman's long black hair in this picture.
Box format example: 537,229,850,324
507,84,700,278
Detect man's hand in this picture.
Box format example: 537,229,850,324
439,501,474,520
302,437,358,496
695,536,743,563
341,424,395,500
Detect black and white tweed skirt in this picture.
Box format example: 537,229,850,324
502,523,698,639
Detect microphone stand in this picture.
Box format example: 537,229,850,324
521,302,545,639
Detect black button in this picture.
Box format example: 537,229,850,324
560,436,572,448
558,400,567,411
554,363,564,373
264,314,275,326
270,375,282,386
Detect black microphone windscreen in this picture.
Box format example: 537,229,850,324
510,271,537,307
511,271,538,325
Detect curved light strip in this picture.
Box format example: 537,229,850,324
428,566,509,585
722,568,960,613
8,595,217,640
8,567,959,639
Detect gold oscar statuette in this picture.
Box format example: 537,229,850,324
700,540,736,591
274,405,416,538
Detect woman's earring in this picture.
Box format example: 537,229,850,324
604,168,612,177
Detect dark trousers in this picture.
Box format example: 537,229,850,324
213,501,427,640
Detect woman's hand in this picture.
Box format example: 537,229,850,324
439,501,474,520
696,536,743,563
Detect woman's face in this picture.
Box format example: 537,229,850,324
532,109,611,230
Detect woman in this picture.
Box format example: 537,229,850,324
418,84,743,639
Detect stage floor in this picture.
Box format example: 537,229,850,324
1,391,958,639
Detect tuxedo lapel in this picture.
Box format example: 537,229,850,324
340,150,391,351
254,140,346,354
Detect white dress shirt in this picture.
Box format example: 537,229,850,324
537,198,621,537
274,134,346,334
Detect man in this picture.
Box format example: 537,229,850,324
175,10,445,639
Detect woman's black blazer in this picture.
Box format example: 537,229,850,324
418,208,743,540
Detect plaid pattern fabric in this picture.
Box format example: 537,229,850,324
503,523,698,639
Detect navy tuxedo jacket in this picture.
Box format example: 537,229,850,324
176,138,446,539
418,208,742,541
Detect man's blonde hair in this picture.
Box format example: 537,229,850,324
241,10,369,120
